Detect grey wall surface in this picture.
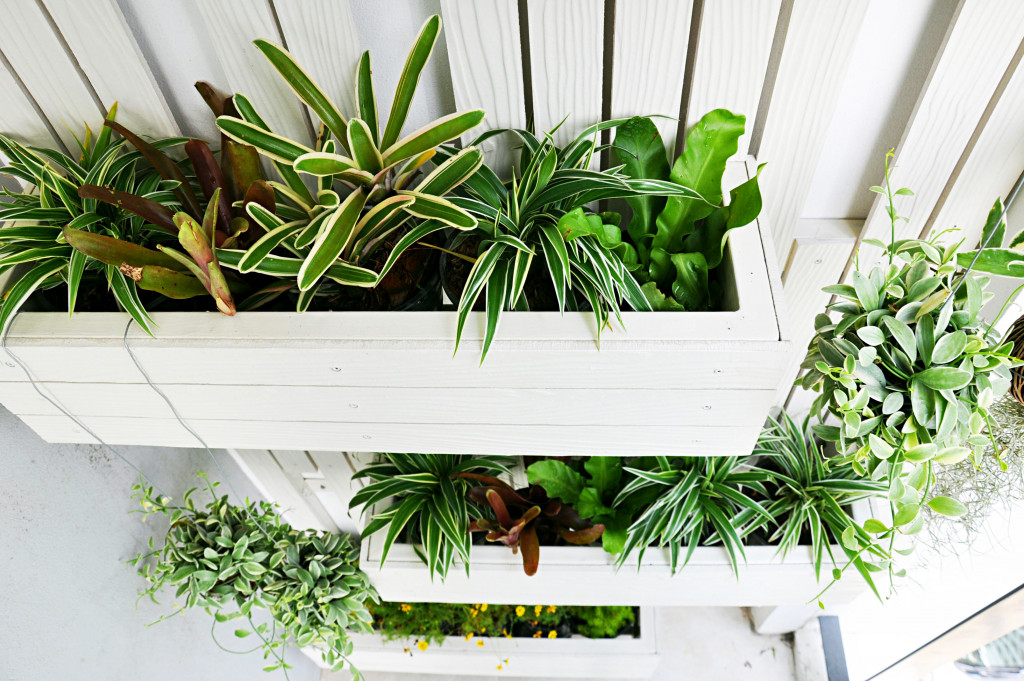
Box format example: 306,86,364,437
0,405,318,681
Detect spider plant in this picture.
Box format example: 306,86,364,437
349,454,512,581
613,455,773,575
213,15,485,310
0,106,194,335
433,121,706,362
754,410,890,597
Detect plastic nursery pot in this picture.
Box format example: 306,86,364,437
1006,312,1024,405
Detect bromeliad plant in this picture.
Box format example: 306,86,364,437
436,119,706,361
131,472,376,677
467,477,605,576
0,107,196,335
614,455,773,575
214,15,485,309
755,411,892,600
613,110,764,310
349,454,512,581
802,152,1018,538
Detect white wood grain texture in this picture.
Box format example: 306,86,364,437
757,0,869,266
778,219,859,408
858,0,1024,268
194,0,311,144
688,0,782,155
0,344,785,389
18,415,763,456
273,0,362,122
0,382,774,427
226,449,336,531
0,61,60,148
610,0,692,154
528,0,604,148
358,502,870,607
305,452,363,535
440,0,526,176
748,156,791,343
319,612,658,677
926,41,1024,248
40,0,178,137
0,0,104,151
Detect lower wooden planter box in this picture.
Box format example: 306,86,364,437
359,500,872,610
0,159,788,456
309,608,658,679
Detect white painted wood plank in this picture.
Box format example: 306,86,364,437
528,0,604,147
688,0,782,155
40,0,178,137
926,41,1024,249
19,415,763,456
273,0,362,122
194,0,311,144
0,59,60,149
610,0,692,154
0,382,774,427
440,0,526,175
306,452,363,535
778,219,859,408
757,0,869,266
858,0,1024,267
0,0,104,151
226,448,335,531
0,344,785,389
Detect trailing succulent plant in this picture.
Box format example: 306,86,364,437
214,15,485,311
0,105,203,335
131,472,376,677
802,152,1020,543
466,476,605,576
614,110,764,311
349,453,512,581
434,118,706,361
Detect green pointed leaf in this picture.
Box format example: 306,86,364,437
298,188,367,290
217,116,314,164
356,51,379,146
381,15,441,149
526,460,585,504
382,109,486,167
927,496,967,517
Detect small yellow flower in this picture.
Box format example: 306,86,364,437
534,605,542,616
481,627,487,633
546,605,557,614
465,633,474,641
548,630,557,639
532,631,542,638
470,608,479,617
416,640,428,651
400,603,412,612
515,606,525,617
503,628,511,638
476,639,485,647
497,665,503,670
480,603,488,612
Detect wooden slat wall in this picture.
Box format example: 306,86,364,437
440,0,526,175
754,0,870,267
610,0,693,155
527,0,604,148
856,0,1024,269
688,0,782,156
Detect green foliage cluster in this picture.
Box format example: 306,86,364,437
131,473,377,676
366,601,635,644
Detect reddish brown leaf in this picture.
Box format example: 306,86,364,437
78,184,177,234
559,523,605,546
243,179,275,212
520,525,540,576
106,120,203,217
185,140,232,228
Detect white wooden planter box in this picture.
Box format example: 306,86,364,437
359,499,872,610
0,160,788,456
308,608,658,679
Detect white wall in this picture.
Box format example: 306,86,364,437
0,405,319,681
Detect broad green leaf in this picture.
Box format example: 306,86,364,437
346,118,382,173
980,198,1006,248
680,163,764,270
857,325,885,346
526,460,585,504
292,152,357,177
882,316,917,364
914,366,971,390
653,109,745,252
585,457,622,496
931,330,967,365
356,51,379,145
239,222,304,272
399,190,476,230
928,496,967,517
415,146,484,197
853,270,879,311
612,116,670,247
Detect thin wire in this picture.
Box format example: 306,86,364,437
0,310,275,543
